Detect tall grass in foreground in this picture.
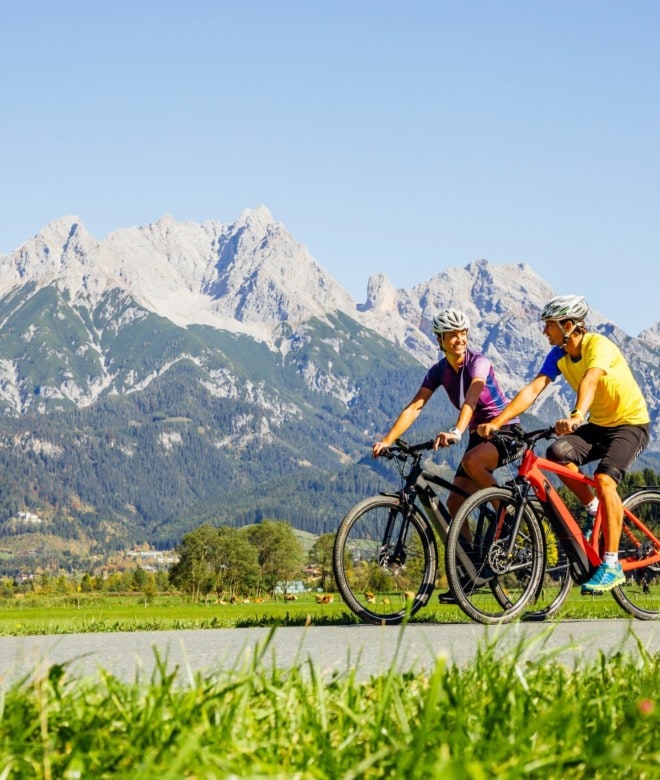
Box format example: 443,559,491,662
0,630,657,779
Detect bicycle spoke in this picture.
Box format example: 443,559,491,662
333,495,437,625
522,519,573,620
445,487,545,624
611,490,660,620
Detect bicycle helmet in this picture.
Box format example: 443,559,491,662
540,295,589,322
432,308,470,334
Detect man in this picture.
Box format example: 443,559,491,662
373,308,522,601
477,294,650,594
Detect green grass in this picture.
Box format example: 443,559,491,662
0,587,638,636
0,628,657,779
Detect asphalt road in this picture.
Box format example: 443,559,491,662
1,620,658,688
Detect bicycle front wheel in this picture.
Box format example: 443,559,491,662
522,509,573,621
333,495,437,625
611,490,660,620
445,487,545,624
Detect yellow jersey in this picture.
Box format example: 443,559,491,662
539,333,649,427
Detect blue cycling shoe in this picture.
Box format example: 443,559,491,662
581,562,625,594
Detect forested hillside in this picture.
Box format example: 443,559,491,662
0,209,658,577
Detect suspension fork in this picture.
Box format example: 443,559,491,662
377,488,418,566
496,480,534,557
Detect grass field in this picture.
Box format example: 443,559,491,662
0,625,657,779
0,586,639,636
0,592,658,778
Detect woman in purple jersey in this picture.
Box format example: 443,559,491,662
373,308,522,553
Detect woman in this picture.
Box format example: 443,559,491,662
373,308,522,600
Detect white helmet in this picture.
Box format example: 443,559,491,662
432,308,470,334
540,295,589,322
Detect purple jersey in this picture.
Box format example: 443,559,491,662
421,349,518,430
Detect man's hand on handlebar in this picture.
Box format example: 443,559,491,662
554,416,581,436
477,422,498,439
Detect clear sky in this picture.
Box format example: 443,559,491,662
1,1,658,335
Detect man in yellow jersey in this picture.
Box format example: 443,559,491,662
477,295,650,594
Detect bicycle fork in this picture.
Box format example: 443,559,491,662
486,483,538,575
376,491,415,572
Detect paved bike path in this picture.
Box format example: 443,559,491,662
1,620,657,688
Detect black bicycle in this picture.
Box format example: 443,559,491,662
332,439,562,625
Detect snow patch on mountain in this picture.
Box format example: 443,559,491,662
1,207,657,451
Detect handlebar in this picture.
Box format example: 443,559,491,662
380,438,435,461
489,426,556,449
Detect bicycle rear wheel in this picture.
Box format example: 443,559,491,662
611,490,660,620
333,495,437,625
445,487,545,624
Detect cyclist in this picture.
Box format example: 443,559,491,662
477,294,650,594
372,308,523,601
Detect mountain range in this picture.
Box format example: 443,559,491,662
0,206,658,573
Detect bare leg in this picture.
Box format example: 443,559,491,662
447,475,477,518
460,442,500,491
556,461,596,505
449,441,501,525
594,473,623,552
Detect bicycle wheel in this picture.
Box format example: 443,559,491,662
333,495,437,625
611,490,660,620
445,487,545,624
522,515,573,621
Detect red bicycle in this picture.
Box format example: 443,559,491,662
444,427,660,624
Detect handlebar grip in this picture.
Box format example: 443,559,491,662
408,439,435,453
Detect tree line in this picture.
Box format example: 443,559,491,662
169,520,336,602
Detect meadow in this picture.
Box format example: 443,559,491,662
0,588,637,636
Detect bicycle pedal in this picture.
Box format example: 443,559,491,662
521,610,551,622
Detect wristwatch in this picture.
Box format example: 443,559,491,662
448,427,462,440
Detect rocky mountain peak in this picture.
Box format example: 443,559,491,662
360,273,399,314
0,216,99,295
639,322,660,346
0,208,657,449
234,204,274,230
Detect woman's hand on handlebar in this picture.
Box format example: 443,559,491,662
372,440,391,458
433,431,459,449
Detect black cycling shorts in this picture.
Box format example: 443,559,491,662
545,422,649,484
455,423,524,480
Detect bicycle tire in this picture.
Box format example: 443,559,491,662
445,487,545,624
611,490,660,620
333,495,437,625
522,518,573,621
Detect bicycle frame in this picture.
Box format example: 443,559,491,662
515,444,660,580
380,442,489,584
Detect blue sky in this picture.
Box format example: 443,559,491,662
1,1,658,335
